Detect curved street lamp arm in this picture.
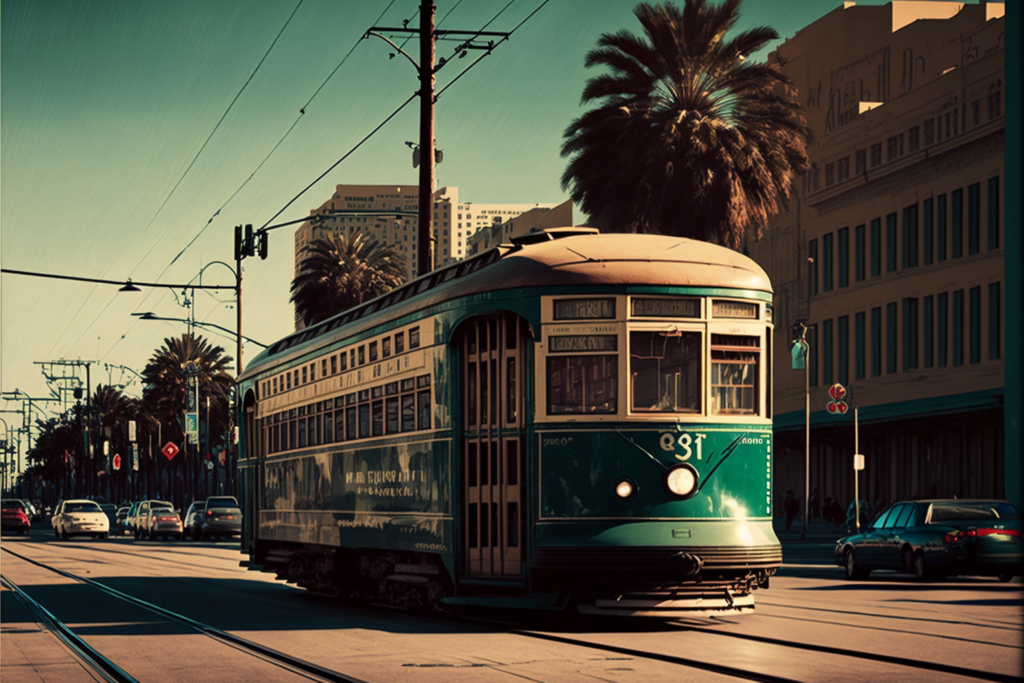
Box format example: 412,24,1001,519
363,31,420,71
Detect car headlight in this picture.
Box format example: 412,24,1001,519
613,478,638,501
664,464,699,499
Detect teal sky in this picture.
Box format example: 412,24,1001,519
0,0,936,441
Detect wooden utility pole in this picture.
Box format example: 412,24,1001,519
417,0,436,278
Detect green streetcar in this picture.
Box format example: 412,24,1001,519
236,228,780,617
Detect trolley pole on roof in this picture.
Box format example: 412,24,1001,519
418,0,435,278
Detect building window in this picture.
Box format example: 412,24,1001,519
855,149,866,175
886,212,898,273
809,239,818,295
937,292,949,367
989,282,1001,360
854,224,866,282
924,295,934,368
838,227,849,288
937,194,947,261
837,156,850,182
837,315,849,385
969,286,981,364
952,290,964,366
823,233,833,292
902,297,918,371
908,126,920,152
870,143,882,167
825,163,835,187
902,204,918,269
923,198,934,266
924,119,935,146
855,312,866,380
870,218,881,277
886,133,904,161
951,189,963,259
972,99,981,127
988,176,1000,250
823,319,833,386
988,84,1002,119
968,183,980,255
886,302,898,374
871,307,882,377
808,324,818,387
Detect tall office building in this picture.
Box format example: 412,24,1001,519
294,184,557,328
748,1,1007,508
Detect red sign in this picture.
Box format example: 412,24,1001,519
161,441,180,461
827,400,849,415
828,383,847,401
113,454,122,470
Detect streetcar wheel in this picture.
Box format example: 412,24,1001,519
997,573,1015,583
844,548,869,580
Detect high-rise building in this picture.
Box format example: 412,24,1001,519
748,1,1007,509
293,184,558,328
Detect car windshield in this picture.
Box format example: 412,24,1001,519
930,501,1021,522
66,502,101,513
2,500,26,510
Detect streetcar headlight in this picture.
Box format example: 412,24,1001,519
664,465,698,498
613,478,638,501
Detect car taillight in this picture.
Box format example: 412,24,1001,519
206,510,213,516
159,515,176,522
965,528,1020,538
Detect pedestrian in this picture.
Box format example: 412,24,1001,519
783,488,798,531
809,487,821,520
827,494,844,526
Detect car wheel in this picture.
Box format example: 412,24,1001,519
901,547,915,574
844,548,870,580
54,527,60,539
100,532,108,540
997,573,1015,582
61,528,69,540
912,550,933,581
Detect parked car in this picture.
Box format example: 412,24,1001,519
138,500,183,540
183,501,206,540
52,499,110,540
115,506,131,535
97,502,118,530
199,496,241,540
836,499,1023,581
1,499,33,535
126,501,145,535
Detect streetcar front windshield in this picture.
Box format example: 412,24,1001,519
630,331,701,413
547,356,617,414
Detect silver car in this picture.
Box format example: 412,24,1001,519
138,500,183,541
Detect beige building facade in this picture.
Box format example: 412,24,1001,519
749,1,1007,513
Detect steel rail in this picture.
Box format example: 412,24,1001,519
0,574,139,683
2,547,368,683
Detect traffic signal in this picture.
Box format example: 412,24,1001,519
258,231,268,260
234,224,263,260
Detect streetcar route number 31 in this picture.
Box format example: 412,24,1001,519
659,432,706,460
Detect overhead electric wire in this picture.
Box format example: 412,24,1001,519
51,0,306,362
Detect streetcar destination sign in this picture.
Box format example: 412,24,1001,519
553,298,616,320
549,335,618,353
631,297,700,318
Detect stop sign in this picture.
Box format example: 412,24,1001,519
828,383,847,401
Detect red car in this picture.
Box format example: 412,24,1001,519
2,499,32,535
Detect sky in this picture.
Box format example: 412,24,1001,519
0,0,914,462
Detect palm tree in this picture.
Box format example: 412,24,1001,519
142,333,234,432
291,232,405,328
561,0,810,249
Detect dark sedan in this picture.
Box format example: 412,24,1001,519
2,499,32,535
835,499,1022,581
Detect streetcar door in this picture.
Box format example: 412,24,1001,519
459,313,527,578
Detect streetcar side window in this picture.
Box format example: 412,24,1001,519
547,356,618,414
710,334,760,415
629,330,701,413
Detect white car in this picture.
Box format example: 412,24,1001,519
52,499,110,540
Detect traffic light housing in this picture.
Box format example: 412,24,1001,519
234,224,265,260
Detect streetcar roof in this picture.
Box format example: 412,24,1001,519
239,230,770,381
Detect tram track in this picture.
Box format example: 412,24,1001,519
5,543,1019,682
2,547,366,683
